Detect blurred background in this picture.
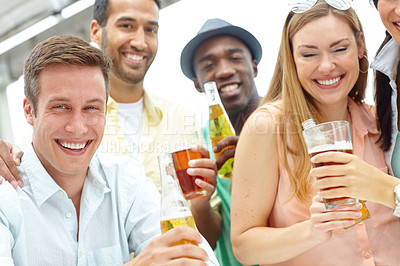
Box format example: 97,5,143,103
0,0,385,146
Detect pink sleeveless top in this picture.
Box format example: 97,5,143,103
265,98,400,266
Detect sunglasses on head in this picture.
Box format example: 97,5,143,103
289,0,353,13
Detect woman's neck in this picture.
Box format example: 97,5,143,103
319,100,350,123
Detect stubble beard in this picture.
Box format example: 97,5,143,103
100,32,151,85
112,62,147,85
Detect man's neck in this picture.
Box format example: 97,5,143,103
229,92,260,135
52,172,85,221
109,75,144,103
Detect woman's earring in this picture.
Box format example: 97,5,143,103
359,54,369,74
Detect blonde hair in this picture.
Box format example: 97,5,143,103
262,0,368,202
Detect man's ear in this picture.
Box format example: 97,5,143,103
252,59,259,78
90,19,102,46
193,77,204,93
23,98,34,126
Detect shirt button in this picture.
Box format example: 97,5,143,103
58,190,64,195
364,251,371,259
65,212,72,218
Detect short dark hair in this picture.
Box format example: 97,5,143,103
94,0,161,27
373,0,377,8
24,35,112,115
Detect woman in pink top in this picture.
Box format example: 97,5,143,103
231,1,400,265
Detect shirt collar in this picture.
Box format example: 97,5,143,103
19,145,110,207
85,154,111,196
371,38,400,82
106,90,163,124
19,145,62,207
106,96,119,116
142,90,163,124
348,97,379,136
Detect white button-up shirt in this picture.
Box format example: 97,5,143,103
0,145,218,265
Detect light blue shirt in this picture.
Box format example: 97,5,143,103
0,145,218,266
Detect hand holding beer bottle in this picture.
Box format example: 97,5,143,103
203,81,236,179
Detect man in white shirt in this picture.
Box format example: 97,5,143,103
0,35,218,265
0,0,217,193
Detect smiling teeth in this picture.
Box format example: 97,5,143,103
126,54,144,61
316,77,341,86
221,84,239,92
59,141,87,150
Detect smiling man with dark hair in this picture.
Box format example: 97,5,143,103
180,18,262,266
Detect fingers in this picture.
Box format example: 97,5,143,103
11,146,23,166
310,162,360,200
317,187,352,200
313,174,348,191
0,141,22,188
310,165,347,180
188,158,217,185
311,208,361,232
213,135,238,153
163,226,203,244
188,158,217,172
310,151,354,165
162,258,207,266
194,178,215,196
215,147,235,170
310,194,362,233
191,146,210,159
315,180,360,200
135,227,208,265
213,136,238,170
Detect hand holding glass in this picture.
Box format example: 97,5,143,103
302,120,370,227
303,120,356,209
171,133,207,200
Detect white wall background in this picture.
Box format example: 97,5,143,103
7,0,386,146
146,0,385,109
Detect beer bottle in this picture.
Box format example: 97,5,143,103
158,153,197,246
203,81,235,179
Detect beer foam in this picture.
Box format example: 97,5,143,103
308,141,352,154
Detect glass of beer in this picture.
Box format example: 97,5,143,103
302,120,358,209
170,133,206,200
158,153,197,246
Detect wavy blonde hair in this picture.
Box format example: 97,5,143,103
262,0,368,202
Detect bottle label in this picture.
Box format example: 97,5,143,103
204,82,219,105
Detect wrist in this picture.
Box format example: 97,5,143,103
189,200,212,215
